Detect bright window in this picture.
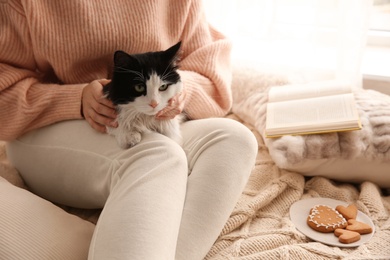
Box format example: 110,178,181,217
363,0,390,94
203,0,390,88
370,0,390,32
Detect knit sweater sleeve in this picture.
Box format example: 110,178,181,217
0,4,85,141
178,0,233,119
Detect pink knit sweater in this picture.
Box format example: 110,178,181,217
0,0,232,141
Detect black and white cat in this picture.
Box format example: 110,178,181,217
104,42,184,149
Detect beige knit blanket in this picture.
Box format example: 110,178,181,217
205,114,390,259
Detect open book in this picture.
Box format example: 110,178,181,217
265,81,362,138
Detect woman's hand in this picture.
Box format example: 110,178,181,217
81,79,118,133
155,90,187,120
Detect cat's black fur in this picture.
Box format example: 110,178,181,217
103,42,181,104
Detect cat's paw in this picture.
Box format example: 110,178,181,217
117,132,142,149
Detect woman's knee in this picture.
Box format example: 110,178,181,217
182,118,257,180
110,133,188,187
192,118,258,159
211,118,258,178
216,118,258,153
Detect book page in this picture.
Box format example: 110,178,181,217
268,80,352,103
266,93,360,137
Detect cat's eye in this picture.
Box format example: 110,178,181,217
134,85,145,92
159,84,169,91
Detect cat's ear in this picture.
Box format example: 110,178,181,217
164,41,182,64
113,50,138,68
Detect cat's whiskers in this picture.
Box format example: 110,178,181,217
133,76,144,82
161,64,172,81
114,66,145,81
161,70,176,83
161,57,178,82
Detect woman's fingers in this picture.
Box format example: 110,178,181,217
81,79,117,132
155,90,187,120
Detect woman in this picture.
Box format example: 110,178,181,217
0,0,257,259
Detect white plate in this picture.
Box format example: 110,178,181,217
289,198,375,247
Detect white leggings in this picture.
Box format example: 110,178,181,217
3,118,257,260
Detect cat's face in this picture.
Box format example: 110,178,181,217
104,42,182,116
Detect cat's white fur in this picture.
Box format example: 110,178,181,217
107,73,183,149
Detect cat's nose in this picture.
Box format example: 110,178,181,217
149,100,159,108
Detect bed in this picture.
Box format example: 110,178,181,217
1,64,389,259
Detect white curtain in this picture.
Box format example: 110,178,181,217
203,0,373,87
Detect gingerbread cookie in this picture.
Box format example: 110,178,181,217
336,204,358,220
346,219,373,234
334,228,361,244
307,205,347,233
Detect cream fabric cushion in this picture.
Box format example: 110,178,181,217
284,158,390,187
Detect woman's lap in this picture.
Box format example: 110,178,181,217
6,117,256,207
6,119,186,208
5,117,258,259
